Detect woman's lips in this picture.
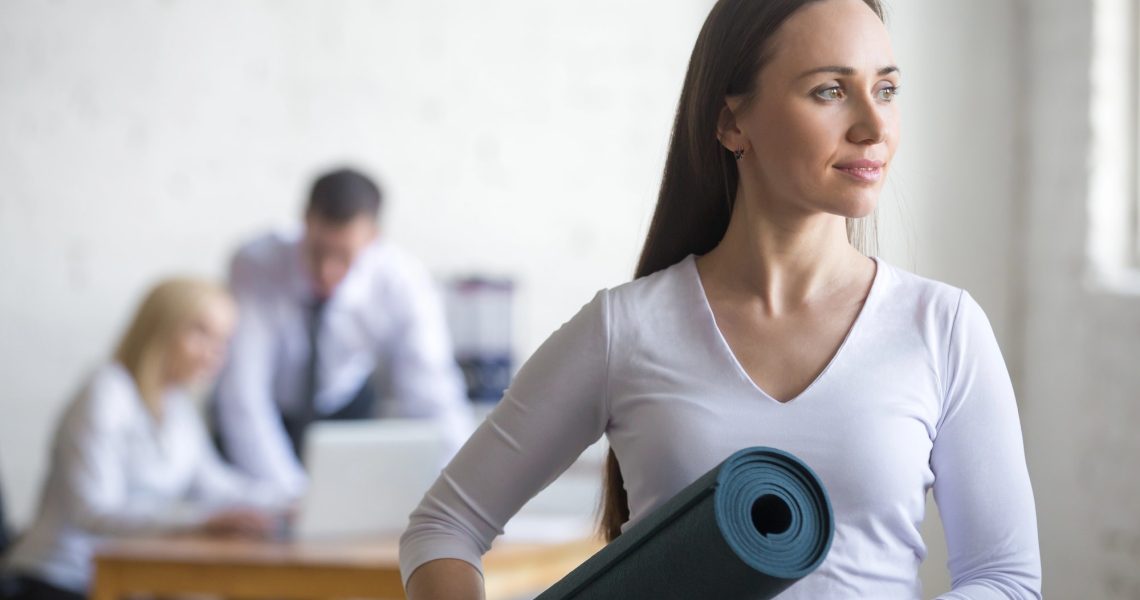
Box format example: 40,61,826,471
834,160,884,183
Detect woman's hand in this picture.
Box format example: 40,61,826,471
200,507,275,538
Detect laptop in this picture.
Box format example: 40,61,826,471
294,419,448,540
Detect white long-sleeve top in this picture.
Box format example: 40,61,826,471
213,230,474,497
400,255,1041,599
5,362,285,593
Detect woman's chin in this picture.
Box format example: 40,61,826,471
821,205,877,221
834,194,879,220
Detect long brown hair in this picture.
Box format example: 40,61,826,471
599,0,885,542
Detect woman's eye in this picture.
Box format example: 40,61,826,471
876,85,900,101
815,86,843,101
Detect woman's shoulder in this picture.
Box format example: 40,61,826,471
605,255,700,312
63,362,145,432
557,255,700,351
543,257,696,345
873,257,967,319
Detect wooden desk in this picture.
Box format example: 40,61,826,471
92,535,602,600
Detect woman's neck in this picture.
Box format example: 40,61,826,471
698,196,868,315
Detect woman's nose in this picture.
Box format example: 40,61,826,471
846,97,888,145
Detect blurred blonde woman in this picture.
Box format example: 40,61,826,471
2,278,286,600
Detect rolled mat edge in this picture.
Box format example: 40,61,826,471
535,446,834,600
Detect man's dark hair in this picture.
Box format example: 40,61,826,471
305,168,382,224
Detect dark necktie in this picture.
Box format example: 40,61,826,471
292,297,327,459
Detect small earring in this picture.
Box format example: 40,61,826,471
733,148,745,160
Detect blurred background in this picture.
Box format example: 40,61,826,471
0,0,1137,597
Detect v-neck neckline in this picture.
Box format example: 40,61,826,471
686,254,883,406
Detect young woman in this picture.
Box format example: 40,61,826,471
3,279,287,600
400,0,1041,598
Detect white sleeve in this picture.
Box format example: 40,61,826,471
61,395,207,535
385,269,475,455
214,255,307,498
931,291,1042,599
184,403,291,511
398,290,610,585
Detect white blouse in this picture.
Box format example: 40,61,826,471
400,256,1041,599
5,362,286,592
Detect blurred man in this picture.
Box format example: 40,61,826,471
213,168,473,497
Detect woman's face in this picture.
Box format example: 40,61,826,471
727,0,900,220
166,295,237,386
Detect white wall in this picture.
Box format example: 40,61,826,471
0,0,706,522
0,0,1056,596
1020,1,1140,597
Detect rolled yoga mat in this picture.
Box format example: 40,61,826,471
536,447,833,600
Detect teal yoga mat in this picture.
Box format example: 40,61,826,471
536,447,833,600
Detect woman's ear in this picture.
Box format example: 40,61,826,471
716,96,748,155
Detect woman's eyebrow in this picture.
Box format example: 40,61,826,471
795,65,901,79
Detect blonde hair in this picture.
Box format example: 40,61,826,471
113,277,232,419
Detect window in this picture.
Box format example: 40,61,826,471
1135,0,1140,266
1089,0,1140,285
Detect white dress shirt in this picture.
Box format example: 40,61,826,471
214,229,474,497
5,362,285,593
400,256,1041,599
